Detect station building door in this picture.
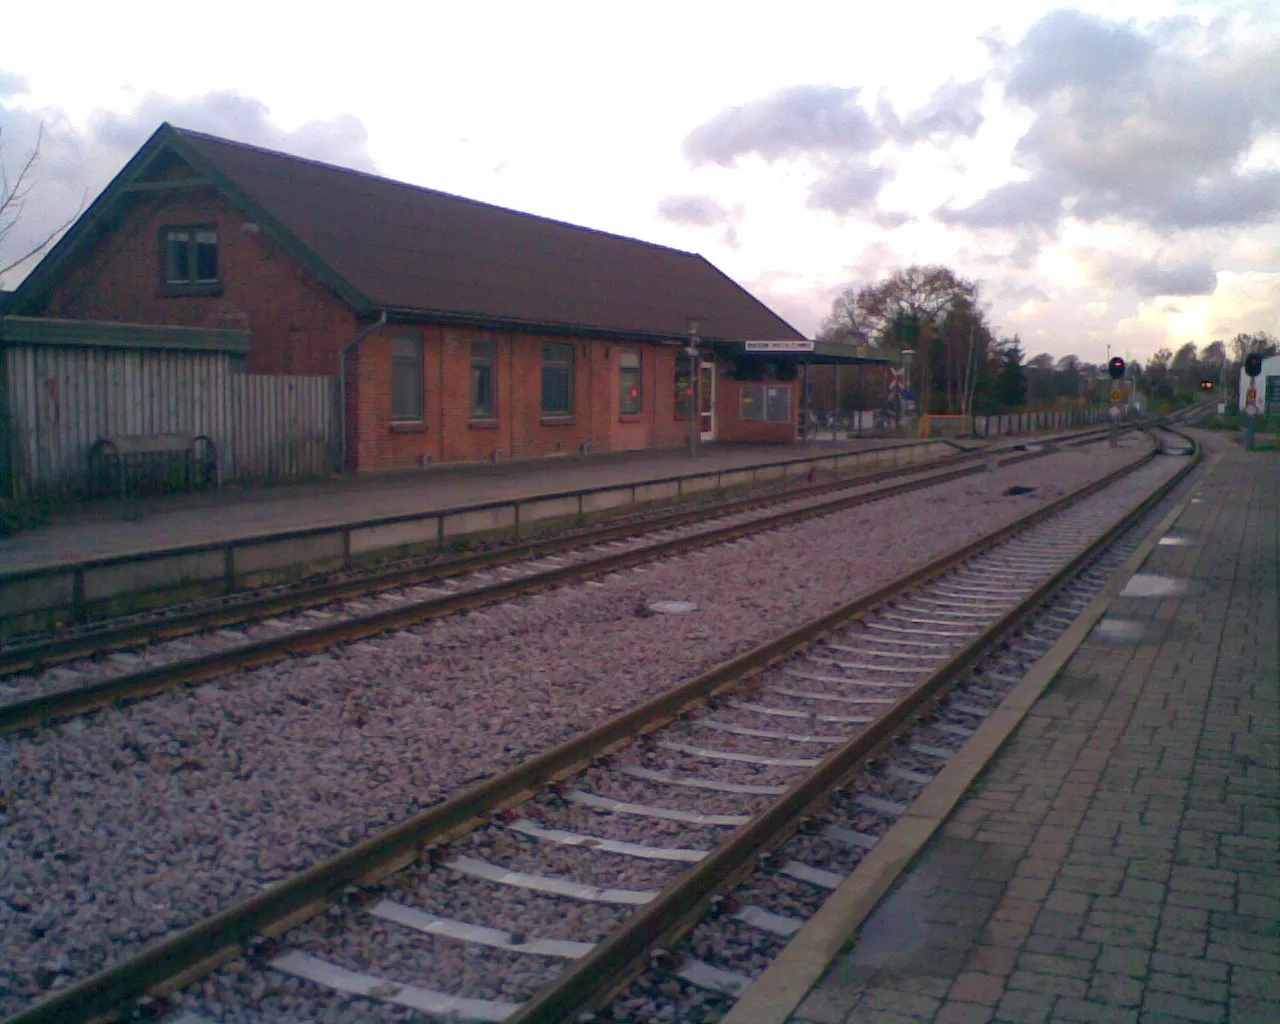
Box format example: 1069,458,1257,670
699,361,716,441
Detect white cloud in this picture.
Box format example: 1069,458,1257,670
656,194,731,227
942,10,1280,230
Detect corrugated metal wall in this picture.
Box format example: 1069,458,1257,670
2,344,336,495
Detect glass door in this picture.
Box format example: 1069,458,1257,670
699,361,716,440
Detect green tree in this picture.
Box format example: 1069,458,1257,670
820,265,988,417
1230,332,1278,364
996,338,1028,409
820,265,979,347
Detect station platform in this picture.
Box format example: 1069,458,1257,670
741,434,1279,1024
0,439,920,576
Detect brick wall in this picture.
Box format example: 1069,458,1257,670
32,179,803,473
37,190,358,377
350,330,701,472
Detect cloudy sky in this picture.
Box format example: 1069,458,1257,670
2,0,1278,363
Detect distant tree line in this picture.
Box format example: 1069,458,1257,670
816,264,1278,415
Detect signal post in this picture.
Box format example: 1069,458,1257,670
1244,353,1263,450
1108,356,1126,447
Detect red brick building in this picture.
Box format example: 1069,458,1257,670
11,125,840,472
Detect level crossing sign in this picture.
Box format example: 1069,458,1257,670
1110,388,1122,403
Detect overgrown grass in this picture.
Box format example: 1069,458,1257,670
0,499,53,538
1199,410,1277,433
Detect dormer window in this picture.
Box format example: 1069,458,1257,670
162,226,219,292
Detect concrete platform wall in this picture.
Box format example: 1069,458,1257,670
1,440,960,636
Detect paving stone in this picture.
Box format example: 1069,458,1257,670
1167,890,1236,912
1085,924,1160,949
1022,936,1102,961
994,898,1044,925
1119,879,1168,903
966,946,1020,978
782,453,1277,1024
949,973,1006,1006
993,989,1056,1024
1016,952,1094,979
1008,970,1089,999
1094,896,1163,920
984,920,1034,948
1033,911,1086,939
1161,906,1210,932
1097,946,1152,976
793,988,850,1024
1090,971,1147,1007
936,1003,995,1024
1049,997,1140,1023
861,987,941,1017
1142,991,1227,1023
1229,967,1280,1001
1043,891,1092,915
1205,943,1280,973
1227,997,1280,1024
1148,971,1229,1003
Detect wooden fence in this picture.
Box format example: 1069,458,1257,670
1,335,336,497
225,374,336,482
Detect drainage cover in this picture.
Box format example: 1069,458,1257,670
1119,574,1187,598
1005,486,1037,496
1095,617,1147,642
648,600,698,615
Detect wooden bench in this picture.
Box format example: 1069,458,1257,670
88,433,219,498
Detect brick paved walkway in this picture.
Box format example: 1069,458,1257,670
789,444,1279,1024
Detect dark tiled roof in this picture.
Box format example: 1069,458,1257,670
174,128,803,342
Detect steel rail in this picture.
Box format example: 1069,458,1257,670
508,427,1202,1024
0,430,1130,735
0,454,955,676
1,429,1185,1024
0,424,1138,678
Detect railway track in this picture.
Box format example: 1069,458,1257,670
2,427,1147,680
0,426,1140,734
2,425,1199,1024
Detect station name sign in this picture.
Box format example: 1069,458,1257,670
743,340,816,353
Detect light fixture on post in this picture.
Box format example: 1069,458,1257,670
899,348,915,425
686,317,701,457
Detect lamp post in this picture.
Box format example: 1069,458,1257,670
686,318,701,457
899,348,915,426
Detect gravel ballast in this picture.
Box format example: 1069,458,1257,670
0,437,1168,1015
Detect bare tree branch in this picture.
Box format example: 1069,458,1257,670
0,122,85,279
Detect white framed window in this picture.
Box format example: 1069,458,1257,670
740,384,792,423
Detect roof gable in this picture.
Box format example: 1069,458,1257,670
16,125,804,342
